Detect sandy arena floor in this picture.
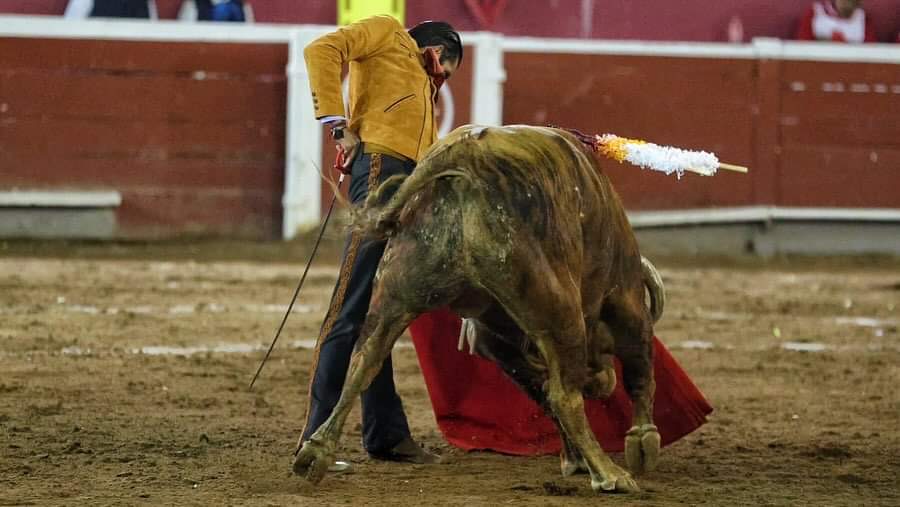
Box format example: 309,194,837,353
1,241,898,506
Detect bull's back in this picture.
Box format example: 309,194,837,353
425,126,621,242
419,125,640,296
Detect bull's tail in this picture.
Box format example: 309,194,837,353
641,256,665,324
352,166,472,240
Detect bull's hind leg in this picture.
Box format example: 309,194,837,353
605,290,660,475
292,301,417,484
294,231,463,484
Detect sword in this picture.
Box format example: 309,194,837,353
249,147,353,390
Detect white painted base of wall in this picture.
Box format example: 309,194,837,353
0,190,121,208
635,220,900,257
0,208,117,239
0,190,121,239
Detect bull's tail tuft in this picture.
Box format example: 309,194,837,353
641,256,666,324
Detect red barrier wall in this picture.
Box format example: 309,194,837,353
1,33,898,239
3,0,900,42
0,37,288,238
503,52,900,210
504,53,757,210
777,61,900,208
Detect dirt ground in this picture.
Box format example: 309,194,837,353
1,240,898,506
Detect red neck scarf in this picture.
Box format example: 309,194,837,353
423,48,446,93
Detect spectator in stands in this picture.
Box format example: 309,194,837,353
179,0,253,22
794,0,877,42
65,0,157,19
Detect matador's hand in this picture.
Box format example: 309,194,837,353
335,129,360,171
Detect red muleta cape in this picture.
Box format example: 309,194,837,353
408,308,712,455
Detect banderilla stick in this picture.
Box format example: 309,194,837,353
249,172,346,390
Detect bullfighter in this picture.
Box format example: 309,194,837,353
298,15,463,466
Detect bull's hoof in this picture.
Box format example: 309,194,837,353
591,469,640,494
625,424,660,474
292,439,334,485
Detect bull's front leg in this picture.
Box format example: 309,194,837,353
468,321,586,478
293,310,415,484
534,329,639,494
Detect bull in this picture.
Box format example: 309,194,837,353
293,124,664,494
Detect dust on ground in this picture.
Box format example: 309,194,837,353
1,240,898,506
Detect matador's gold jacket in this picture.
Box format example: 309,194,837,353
304,15,438,162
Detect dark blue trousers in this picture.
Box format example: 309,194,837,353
301,149,415,454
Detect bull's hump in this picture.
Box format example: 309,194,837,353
442,125,576,162
453,124,563,140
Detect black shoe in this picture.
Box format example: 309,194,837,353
368,436,441,464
